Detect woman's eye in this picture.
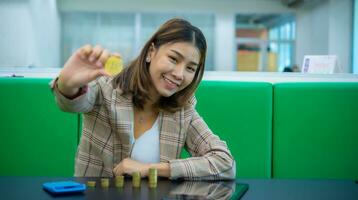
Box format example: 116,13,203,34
187,66,196,72
169,56,177,64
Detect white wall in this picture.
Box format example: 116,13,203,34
328,0,353,73
215,12,236,71
354,0,358,74
296,0,353,73
296,1,329,62
0,0,60,68
29,0,61,68
0,0,32,67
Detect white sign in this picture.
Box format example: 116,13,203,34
302,55,337,74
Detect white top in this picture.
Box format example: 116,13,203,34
130,117,160,163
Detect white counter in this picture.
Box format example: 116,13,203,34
1,68,358,83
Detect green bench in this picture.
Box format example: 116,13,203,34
193,81,272,178
273,82,358,179
0,78,78,176
1,78,357,180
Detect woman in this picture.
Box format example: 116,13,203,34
52,18,235,180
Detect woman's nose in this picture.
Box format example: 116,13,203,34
172,65,184,81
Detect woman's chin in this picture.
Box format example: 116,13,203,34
158,88,177,98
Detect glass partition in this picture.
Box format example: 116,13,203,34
60,12,214,70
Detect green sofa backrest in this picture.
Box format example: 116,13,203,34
1,78,357,180
193,81,273,178
0,78,78,176
273,82,358,180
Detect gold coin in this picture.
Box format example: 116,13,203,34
149,168,157,176
104,56,123,76
132,181,140,187
115,181,124,188
101,178,109,188
132,172,141,187
132,172,141,178
115,176,124,187
148,182,157,188
87,181,96,187
115,175,124,181
149,177,157,188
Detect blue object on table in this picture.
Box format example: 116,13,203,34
42,181,86,194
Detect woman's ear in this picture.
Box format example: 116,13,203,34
146,43,156,63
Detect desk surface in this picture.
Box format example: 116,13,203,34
0,177,357,200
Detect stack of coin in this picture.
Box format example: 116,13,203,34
104,56,123,76
87,181,96,188
148,168,157,188
115,175,124,188
101,178,109,188
132,172,141,187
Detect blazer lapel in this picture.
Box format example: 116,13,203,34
159,108,186,162
111,89,134,165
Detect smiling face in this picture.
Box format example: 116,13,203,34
147,42,200,100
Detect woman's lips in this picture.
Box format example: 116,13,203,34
162,75,179,90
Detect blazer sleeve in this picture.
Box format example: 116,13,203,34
49,77,102,113
169,109,236,180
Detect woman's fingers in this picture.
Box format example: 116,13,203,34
97,49,110,67
97,68,110,77
78,44,92,59
89,68,110,80
88,45,103,63
113,164,124,176
77,44,120,72
77,44,118,68
111,52,122,59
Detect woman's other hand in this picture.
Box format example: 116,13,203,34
113,158,150,178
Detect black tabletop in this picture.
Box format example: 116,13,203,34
0,177,357,200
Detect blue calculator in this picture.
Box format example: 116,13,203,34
43,181,86,194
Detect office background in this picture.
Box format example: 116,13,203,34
0,0,356,73
0,0,358,180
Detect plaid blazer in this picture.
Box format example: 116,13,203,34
51,77,235,180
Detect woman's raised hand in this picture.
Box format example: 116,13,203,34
57,44,119,97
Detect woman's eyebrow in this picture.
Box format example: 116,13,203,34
170,49,199,66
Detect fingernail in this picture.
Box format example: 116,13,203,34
96,61,103,67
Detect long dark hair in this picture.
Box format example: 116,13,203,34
113,18,207,112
